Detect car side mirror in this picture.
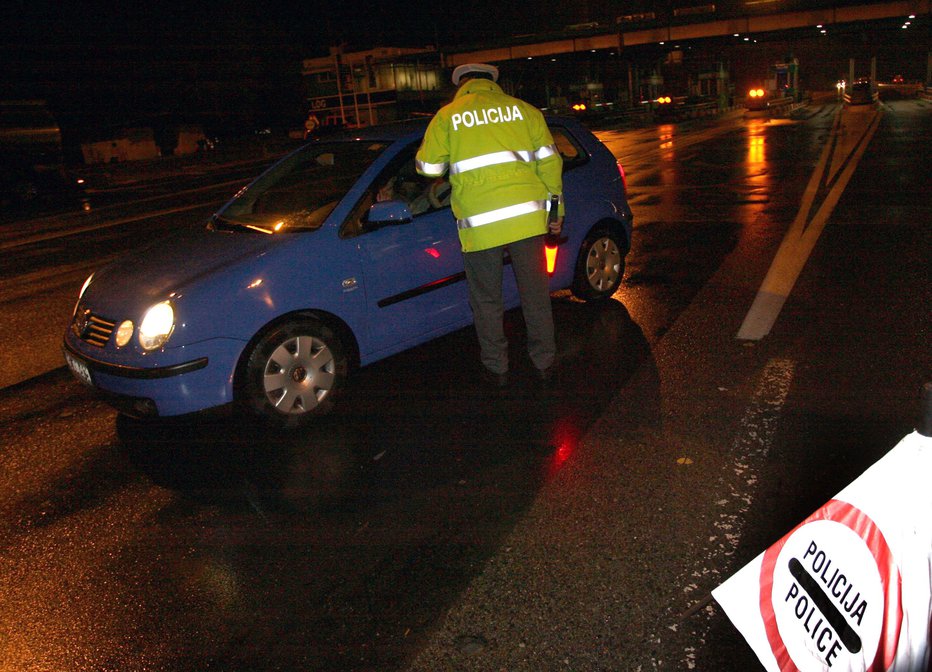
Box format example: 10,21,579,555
367,200,413,228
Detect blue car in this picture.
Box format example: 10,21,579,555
63,117,632,426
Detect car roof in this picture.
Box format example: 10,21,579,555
318,118,430,143
315,114,586,145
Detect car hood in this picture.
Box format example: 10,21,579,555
84,227,285,318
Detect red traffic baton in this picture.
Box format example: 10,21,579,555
544,195,565,275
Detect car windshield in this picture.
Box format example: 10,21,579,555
212,141,389,233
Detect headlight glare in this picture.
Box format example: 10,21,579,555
138,301,175,351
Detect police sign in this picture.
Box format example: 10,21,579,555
713,431,932,671
760,500,901,670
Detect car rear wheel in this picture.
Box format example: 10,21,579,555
571,228,625,301
238,318,347,427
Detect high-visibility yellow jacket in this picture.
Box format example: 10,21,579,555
416,79,564,253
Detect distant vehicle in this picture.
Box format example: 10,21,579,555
845,78,878,106
745,87,769,112
744,86,794,113
63,117,633,426
744,58,800,114
653,95,684,120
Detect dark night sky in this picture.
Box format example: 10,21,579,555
0,0,567,135
1,1,923,138
1,1,909,59
0,0,536,54
0,1,520,132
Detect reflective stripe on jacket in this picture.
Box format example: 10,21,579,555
415,79,563,253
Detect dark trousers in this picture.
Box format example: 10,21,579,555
463,234,556,375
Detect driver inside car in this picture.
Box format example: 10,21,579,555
377,165,451,217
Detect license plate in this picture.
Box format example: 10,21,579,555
65,352,93,387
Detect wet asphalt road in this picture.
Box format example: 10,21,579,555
0,98,929,671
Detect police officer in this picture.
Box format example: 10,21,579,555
416,63,564,386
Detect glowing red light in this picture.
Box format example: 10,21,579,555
545,244,558,274
424,247,441,259
555,443,572,463
544,419,579,477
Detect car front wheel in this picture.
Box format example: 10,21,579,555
238,318,347,427
571,228,625,301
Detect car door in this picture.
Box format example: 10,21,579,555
354,151,470,357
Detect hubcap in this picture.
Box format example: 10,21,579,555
262,335,336,414
585,236,622,292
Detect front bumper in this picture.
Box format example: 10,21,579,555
62,336,245,417
63,339,208,379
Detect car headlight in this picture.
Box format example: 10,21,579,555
115,320,134,347
138,301,175,351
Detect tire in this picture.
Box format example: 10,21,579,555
237,318,347,427
571,227,626,301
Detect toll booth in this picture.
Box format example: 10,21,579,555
771,57,800,102
693,63,732,109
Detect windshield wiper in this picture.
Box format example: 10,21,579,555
208,214,252,232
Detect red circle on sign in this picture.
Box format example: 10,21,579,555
759,499,902,671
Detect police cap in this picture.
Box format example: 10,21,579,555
451,63,500,86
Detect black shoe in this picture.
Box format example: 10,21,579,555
536,365,554,382
480,367,509,388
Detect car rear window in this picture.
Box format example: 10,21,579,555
549,126,588,171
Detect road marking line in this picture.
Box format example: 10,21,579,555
0,202,216,252
737,107,882,340
667,357,795,669
709,358,794,570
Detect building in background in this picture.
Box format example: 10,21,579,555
302,47,446,130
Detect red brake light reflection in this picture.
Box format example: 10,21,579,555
617,161,628,192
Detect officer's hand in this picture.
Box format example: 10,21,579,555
548,217,563,235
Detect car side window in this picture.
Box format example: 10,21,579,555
374,156,451,217
549,126,589,172
342,151,453,238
